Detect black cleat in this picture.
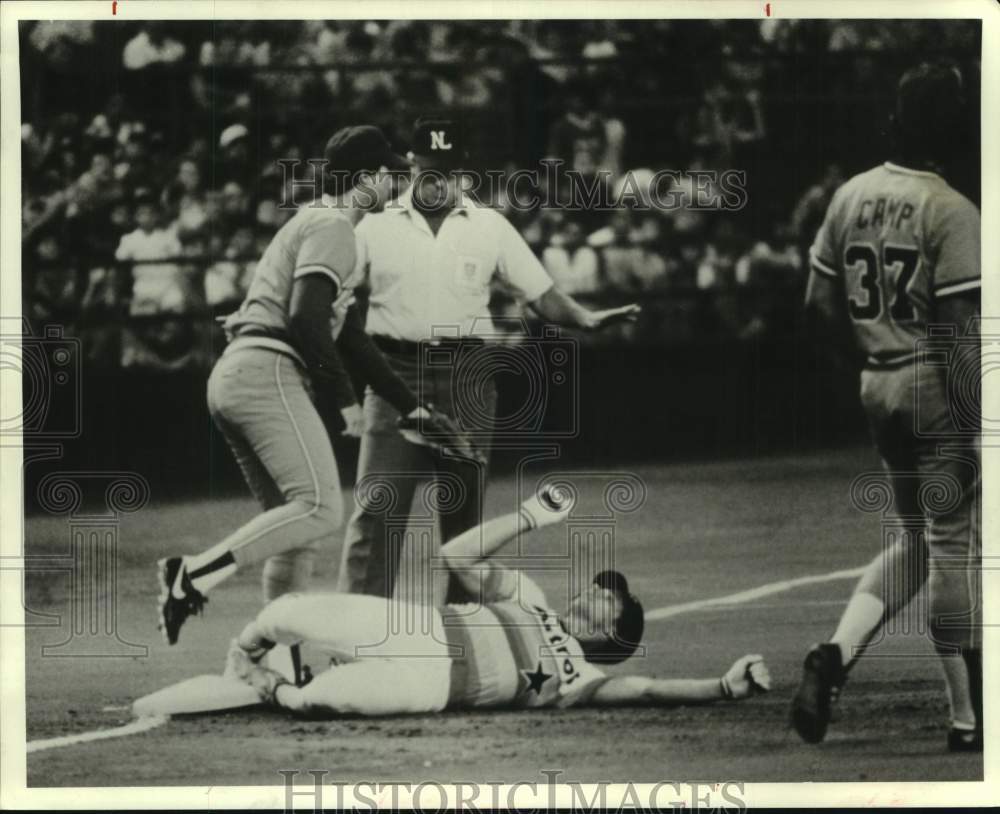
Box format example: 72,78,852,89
947,727,983,753
791,643,845,744
157,557,207,645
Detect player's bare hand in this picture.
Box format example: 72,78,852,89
720,654,771,700
582,304,641,331
340,404,364,438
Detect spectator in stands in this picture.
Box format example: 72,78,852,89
218,180,253,236
203,252,243,312
120,284,207,371
597,84,627,182
254,198,285,236
116,193,206,371
123,22,186,70
226,225,256,266
218,124,253,185
23,22,97,114
588,208,633,292
790,163,844,265
735,230,801,290
204,223,257,310
84,93,136,150
163,157,210,242
542,219,601,296
112,129,158,194
78,262,124,367
548,78,609,180
508,208,547,255
588,209,671,294
22,184,69,246
611,167,657,210
696,220,745,292
527,21,580,85
21,123,54,175
27,233,78,323
65,152,120,217
101,200,132,258
62,151,126,266
662,165,712,246
691,80,766,168
628,215,671,293
199,21,271,67
28,21,96,72
316,24,396,108
115,194,185,316
580,20,620,62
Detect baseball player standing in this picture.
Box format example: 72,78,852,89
158,126,468,645
338,117,640,603
792,64,982,752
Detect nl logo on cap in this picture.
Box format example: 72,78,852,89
430,130,452,151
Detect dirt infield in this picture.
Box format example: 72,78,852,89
23,448,983,785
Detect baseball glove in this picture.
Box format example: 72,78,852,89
397,405,485,466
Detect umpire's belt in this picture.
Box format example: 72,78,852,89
372,335,485,356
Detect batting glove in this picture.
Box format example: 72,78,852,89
520,484,575,530
720,654,771,700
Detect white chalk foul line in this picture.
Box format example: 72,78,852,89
646,565,867,621
26,566,867,754
27,713,167,754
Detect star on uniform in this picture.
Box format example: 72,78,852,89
521,661,553,695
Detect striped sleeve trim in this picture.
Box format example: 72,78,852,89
935,278,980,299
809,253,839,279
293,264,342,288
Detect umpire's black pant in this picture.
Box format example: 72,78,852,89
337,337,495,604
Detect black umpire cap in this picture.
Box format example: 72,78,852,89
323,125,410,178
408,118,467,171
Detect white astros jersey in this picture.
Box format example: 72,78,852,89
443,566,606,710
810,162,980,366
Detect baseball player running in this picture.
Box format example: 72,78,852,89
793,64,981,751
158,126,470,646
223,486,771,716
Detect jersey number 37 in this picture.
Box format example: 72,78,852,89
844,243,919,323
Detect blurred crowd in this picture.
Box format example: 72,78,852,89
20,18,980,369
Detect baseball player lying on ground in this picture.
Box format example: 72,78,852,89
224,486,771,715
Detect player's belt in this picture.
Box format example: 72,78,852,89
224,330,306,368
372,335,485,356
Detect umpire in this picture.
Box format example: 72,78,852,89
338,117,639,602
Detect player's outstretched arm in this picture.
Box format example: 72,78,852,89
586,655,771,707
439,486,574,592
